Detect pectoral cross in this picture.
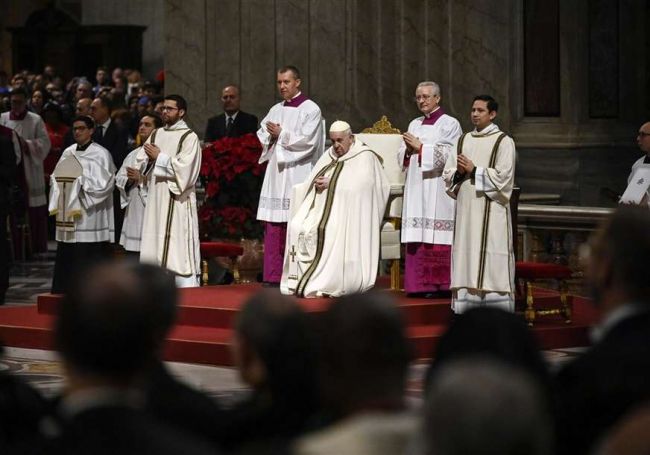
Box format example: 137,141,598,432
289,245,297,263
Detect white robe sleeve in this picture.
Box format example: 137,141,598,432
421,119,462,172
153,133,201,196
78,157,115,211
474,136,516,206
443,139,462,199
48,174,59,215
275,108,323,165
24,117,51,162
116,151,138,209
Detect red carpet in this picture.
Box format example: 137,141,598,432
0,284,599,366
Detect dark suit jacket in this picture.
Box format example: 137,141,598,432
554,308,650,455
204,111,258,143
93,120,129,169
144,362,224,450
50,404,217,455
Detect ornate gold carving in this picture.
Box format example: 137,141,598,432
361,116,401,134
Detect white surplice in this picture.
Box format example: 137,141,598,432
48,142,115,243
398,110,462,244
256,92,324,222
1,111,51,206
116,147,147,251
442,123,516,313
626,156,650,208
281,139,390,298
136,120,201,283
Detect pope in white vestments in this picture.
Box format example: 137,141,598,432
281,121,390,298
136,96,201,287
399,82,462,295
257,66,324,284
443,96,516,313
49,116,115,293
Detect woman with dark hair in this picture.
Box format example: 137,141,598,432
29,89,49,116
215,289,320,454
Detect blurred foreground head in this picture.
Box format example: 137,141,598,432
424,358,553,455
318,291,411,416
586,205,650,312
55,262,177,386
234,289,318,406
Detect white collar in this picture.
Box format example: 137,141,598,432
165,119,189,131
98,118,111,130
59,386,144,420
471,123,500,137
226,111,239,121
590,303,648,343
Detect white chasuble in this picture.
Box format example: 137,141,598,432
116,147,147,251
442,123,516,312
136,120,201,279
257,92,324,222
48,142,115,243
398,109,462,244
281,140,390,298
1,111,51,206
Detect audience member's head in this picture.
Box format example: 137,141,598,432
29,89,48,114
95,66,110,86
221,85,241,115
423,358,553,455
75,97,92,117
233,289,318,410
425,307,551,397
90,96,112,124
74,79,92,101
54,262,177,389
318,291,411,417
42,102,64,127
586,206,650,315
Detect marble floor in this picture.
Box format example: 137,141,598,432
1,244,587,407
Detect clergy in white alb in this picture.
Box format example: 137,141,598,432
281,121,390,298
257,66,324,284
442,96,516,313
1,87,51,254
136,95,201,287
399,81,462,295
48,116,115,294
115,114,162,253
623,121,650,208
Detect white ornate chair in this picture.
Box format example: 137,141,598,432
356,116,405,290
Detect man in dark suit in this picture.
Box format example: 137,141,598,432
204,85,258,142
90,95,129,242
555,206,650,455
51,262,218,455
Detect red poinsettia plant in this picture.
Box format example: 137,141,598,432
199,133,266,239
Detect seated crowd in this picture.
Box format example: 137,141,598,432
1,206,650,454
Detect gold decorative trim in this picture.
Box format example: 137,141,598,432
361,116,401,134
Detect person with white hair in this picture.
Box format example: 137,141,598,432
280,121,390,297
398,81,462,296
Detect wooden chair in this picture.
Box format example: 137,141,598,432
199,242,244,286
511,187,573,326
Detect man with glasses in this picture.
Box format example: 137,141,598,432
398,81,462,297
49,115,115,293
204,85,258,142
136,95,202,287
0,87,51,255
624,122,650,207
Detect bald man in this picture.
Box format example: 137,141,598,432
280,121,390,298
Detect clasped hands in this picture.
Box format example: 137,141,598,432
143,143,161,160
456,154,475,175
266,122,282,139
314,176,330,193
126,167,142,183
402,132,422,156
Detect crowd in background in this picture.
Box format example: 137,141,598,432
0,65,165,167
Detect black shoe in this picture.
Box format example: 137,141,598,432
262,282,280,288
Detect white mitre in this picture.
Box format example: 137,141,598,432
329,120,351,133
